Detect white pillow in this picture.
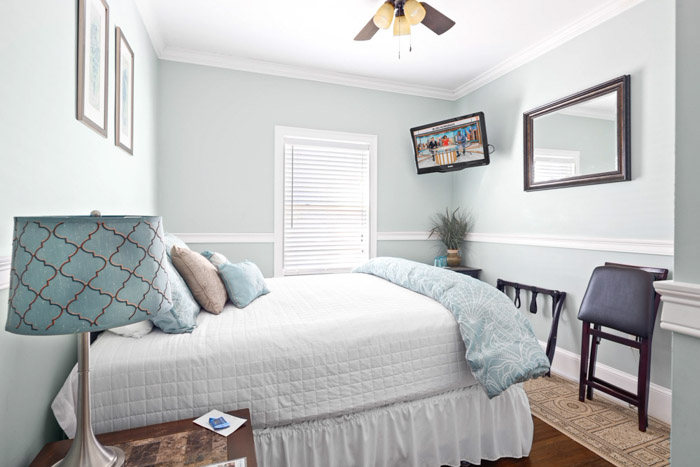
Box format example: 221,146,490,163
107,320,154,339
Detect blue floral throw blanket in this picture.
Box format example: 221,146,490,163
353,257,550,398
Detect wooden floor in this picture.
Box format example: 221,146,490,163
479,417,614,466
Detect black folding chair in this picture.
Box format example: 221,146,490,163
577,262,668,432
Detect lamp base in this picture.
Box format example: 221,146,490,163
52,333,126,467
52,446,124,467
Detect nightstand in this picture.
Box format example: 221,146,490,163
29,408,257,467
447,266,481,279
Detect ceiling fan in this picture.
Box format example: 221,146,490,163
354,0,455,41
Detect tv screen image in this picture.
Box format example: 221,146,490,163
411,112,490,174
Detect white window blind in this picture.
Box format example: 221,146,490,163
283,138,370,276
533,149,580,182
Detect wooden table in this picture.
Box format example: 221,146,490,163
30,408,257,467
447,266,481,279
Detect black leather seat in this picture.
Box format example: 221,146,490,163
577,263,668,432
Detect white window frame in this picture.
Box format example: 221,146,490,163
274,126,377,277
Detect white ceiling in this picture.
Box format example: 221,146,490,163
134,0,643,100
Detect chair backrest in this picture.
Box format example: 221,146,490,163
604,262,669,282
578,265,658,338
604,262,669,327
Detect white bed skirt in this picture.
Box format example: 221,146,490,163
253,384,533,467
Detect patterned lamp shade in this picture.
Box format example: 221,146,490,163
6,215,172,335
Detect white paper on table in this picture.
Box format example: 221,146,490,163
193,410,247,437
203,457,247,467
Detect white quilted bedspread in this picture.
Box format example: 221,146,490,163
52,273,476,436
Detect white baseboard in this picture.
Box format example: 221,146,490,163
0,256,10,291
543,341,671,424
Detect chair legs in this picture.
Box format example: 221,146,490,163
638,339,651,431
579,323,590,402
586,324,601,400
579,321,652,432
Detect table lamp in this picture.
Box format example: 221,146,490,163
5,212,171,467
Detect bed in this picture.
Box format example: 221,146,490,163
52,267,541,466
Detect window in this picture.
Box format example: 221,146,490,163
533,148,580,182
274,127,377,277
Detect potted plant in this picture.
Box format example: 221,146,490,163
428,207,470,267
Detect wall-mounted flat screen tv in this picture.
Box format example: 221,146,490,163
411,112,490,174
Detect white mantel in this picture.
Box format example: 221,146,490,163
655,280,700,339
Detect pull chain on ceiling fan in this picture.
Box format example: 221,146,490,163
354,0,455,42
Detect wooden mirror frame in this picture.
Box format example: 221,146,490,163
523,75,631,191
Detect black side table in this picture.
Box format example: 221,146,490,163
447,266,481,279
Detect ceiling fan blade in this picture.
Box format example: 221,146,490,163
420,2,455,35
354,18,380,41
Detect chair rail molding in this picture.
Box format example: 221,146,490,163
0,256,10,290
170,232,673,256
171,233,275,244
466,232,673,256
655,280,700,339
377,231,436,241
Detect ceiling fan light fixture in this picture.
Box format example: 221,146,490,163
393,14,410,36
404,0,426,26
373,2,394,29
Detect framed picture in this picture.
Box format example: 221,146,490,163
77,0,109,136
115,27,134,154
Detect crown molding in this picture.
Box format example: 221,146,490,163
159,47,456,101
558,106,616,121
452,0,646,98
655,281,700,339
0,256,10,291
144,0,646,101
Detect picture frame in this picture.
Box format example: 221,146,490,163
77,0,110,137
115,27,134,154
523,75,630,191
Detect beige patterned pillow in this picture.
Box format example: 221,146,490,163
170,245,227,314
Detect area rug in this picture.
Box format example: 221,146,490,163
524,375,670,467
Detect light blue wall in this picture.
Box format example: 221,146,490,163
670,0,700,464
0,0,160,465
674,1,700,285
452,0,675,388
156,61,455,269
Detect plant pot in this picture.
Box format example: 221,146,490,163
446,249,461,267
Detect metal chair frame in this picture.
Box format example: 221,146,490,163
497,279,566,376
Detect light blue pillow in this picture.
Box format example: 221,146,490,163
201,250,228,267
218,260,270,308
165,233,188,259
151,234,200,333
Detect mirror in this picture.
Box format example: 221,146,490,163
524,75,630,191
